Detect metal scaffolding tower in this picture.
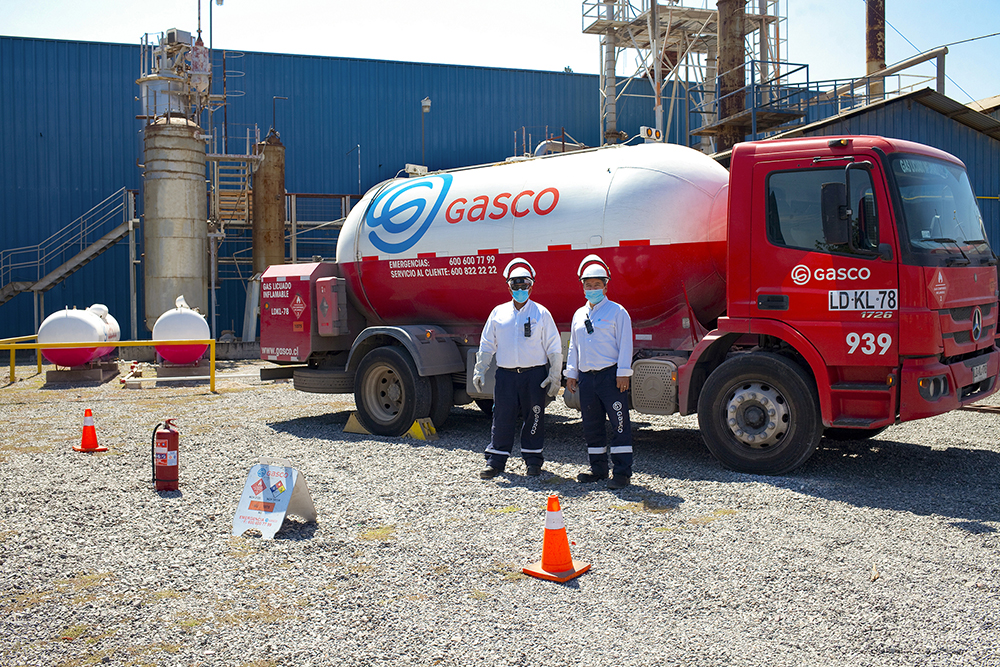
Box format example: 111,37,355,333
583,0,787,153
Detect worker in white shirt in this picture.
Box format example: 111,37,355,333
472,258,563,479
564,254,634,489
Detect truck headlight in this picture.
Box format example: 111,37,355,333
918,375,949,401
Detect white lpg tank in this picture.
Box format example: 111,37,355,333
152,295,210,364
38,304,121,367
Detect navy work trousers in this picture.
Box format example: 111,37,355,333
484,365,547,470
579,366,633,478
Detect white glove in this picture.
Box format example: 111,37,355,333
472,350,492,393
540,352,563,398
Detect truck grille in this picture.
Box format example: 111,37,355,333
941,303,994,348
949,303,993,322
949,325,995,345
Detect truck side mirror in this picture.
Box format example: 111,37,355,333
821,182,849,245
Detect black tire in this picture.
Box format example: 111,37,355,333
697,352,822,475
354,347,432,436
428,374,454,429
293,368,354,394
474,399,494,418
823,426,889,441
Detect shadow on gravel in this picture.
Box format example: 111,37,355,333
274,519,318,541
234,519,318,541
265,403,999,528
268,410,352,436
780,436,1000,526
490,470,686,509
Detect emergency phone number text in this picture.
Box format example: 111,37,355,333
448,255,498,275
389,254,498,278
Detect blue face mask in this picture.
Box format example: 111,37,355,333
512,289,530,304
585,289,605,305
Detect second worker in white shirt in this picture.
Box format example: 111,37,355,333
473,258,563,479
564,254,635,490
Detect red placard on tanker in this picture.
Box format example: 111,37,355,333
260,268,314,362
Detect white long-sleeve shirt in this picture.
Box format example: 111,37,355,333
564,297,633,379
478,299,561,368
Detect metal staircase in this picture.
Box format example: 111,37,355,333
209,154,257,228
0,188,138,306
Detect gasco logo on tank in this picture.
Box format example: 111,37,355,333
445,188,559,223
365,174,560,254
791,264,871,286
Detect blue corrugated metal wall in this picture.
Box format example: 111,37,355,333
1,38,142,340
790,99,1000,252
5,37,995,343
1,36,677,340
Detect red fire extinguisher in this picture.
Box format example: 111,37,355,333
151,420,179,491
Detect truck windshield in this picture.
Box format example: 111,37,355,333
890,154,993,266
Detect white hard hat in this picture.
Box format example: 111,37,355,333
578,254,610,281
503,257,536,282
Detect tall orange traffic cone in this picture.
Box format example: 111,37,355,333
523,495,590,582
74,409,107,453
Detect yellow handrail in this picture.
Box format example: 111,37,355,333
0,339,217,392
0,334,43,378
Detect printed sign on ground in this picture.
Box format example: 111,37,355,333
232,457,317,539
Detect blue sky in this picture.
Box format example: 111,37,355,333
5,0,998,104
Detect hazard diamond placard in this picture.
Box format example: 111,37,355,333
291,294,306,318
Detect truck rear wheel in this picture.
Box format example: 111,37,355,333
428,374,454,429
354,347,432,436
697,352,822,475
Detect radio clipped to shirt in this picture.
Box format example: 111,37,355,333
524,318,531,338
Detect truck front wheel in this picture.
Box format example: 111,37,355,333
697,352,822,475
354,347,432,436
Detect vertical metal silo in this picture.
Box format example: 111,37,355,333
143,117,208,329
137,29,211,330
251,129,286,274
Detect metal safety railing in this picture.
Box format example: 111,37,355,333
0,188,134,284
690,50,947,142
0,337,217,392
0,188,137,305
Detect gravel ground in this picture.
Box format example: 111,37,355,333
1,359,999,667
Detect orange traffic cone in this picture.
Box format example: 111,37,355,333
523,494,590,582
74,409,107,453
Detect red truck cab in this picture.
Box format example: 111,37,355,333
686,136,998,472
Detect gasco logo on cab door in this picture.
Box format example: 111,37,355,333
791,264,871,286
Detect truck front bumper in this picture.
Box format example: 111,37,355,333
898,346,999,421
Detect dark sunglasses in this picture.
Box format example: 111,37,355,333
508,279,532,289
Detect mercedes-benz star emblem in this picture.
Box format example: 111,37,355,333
971,306,983,342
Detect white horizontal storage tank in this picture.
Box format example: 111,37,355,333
152,296,210,364
38,304,121,367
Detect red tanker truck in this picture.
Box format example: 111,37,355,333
260,136,999,474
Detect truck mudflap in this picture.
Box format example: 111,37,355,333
898,347,1000,421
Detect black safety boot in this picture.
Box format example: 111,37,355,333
480,467,502,479
576,470,609,483
607,476,631,490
